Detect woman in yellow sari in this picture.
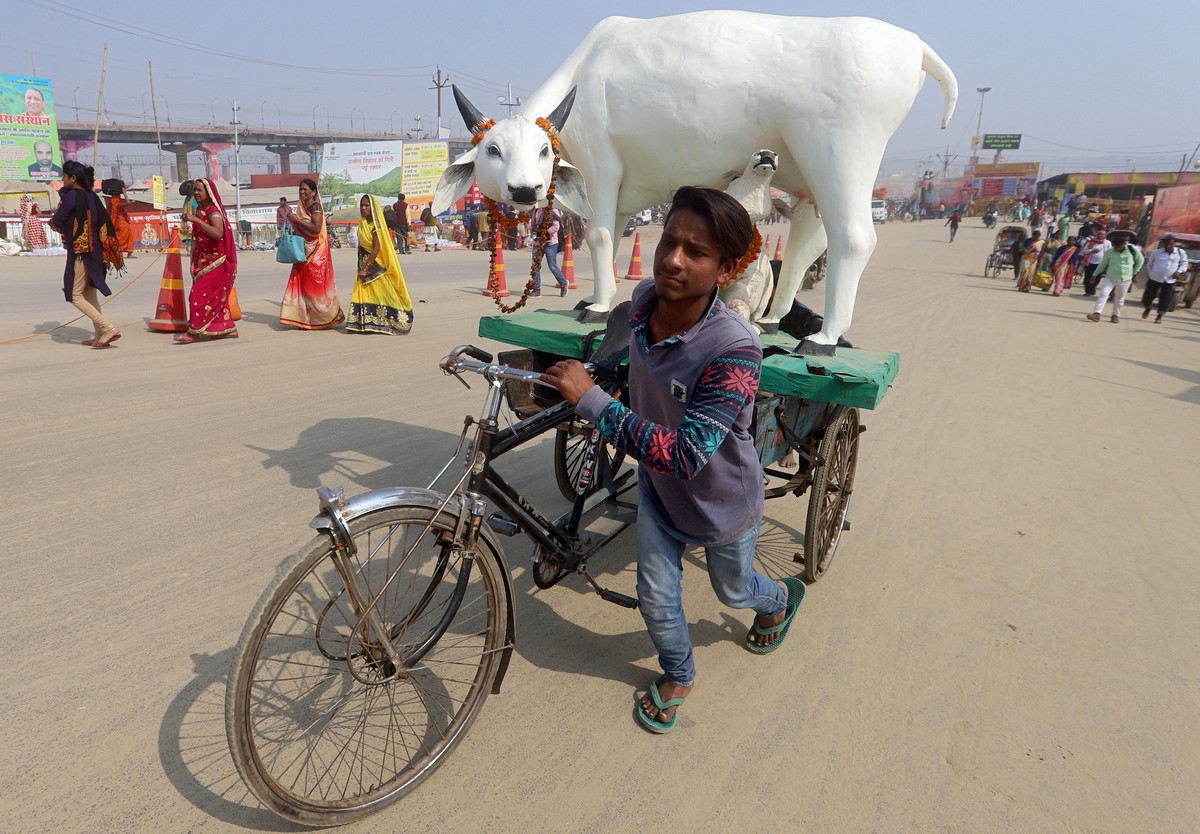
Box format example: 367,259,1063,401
1016,230,1046,293
347,194,414,334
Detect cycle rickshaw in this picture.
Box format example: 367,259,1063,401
224,305,899,825
984,225,1028,279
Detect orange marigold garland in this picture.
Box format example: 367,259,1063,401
476,116,567,313
717,228,763,289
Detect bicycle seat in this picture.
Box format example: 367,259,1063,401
586,301,632,372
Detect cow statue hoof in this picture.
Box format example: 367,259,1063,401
577,307,609,324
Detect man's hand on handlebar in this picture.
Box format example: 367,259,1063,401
541,360,596,406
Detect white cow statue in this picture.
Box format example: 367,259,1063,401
433,11,957,346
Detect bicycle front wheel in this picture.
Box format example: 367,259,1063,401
225,505,507,826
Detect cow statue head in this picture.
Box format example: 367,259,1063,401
432,85,592,218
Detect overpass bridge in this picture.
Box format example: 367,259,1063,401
55,121,471,180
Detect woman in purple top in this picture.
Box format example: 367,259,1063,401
531,207,568,296
49,160,122,348
542,186,804,733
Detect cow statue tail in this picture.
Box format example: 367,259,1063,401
921,42,958,129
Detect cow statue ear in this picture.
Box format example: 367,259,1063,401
545,87,577,132
550,158,592,219
432,146,478,214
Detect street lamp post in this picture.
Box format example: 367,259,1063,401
974,86,991,152
350,107,362,133
210,96,218,125
73,86,80,120
260,100,268,129
160,94,171,125
271,102,281,130
497,83,521,116
230,100,242,228
312,104,328,132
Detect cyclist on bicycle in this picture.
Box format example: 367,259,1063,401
542,185,804,733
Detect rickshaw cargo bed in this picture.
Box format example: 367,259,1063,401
479,309,899,410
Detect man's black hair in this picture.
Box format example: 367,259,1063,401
665,185,754,266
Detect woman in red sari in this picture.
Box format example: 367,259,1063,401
1050,235,1079,296
279,178,343,329
175,178,238,343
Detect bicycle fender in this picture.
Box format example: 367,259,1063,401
310,486,518,694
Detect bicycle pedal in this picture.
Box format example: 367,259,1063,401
486,512,520,537
597,588,639,609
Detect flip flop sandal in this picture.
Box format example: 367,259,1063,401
81,339,100,346
173,334,200,344
94,329,121,348
745,577,805,655
636,675,687,734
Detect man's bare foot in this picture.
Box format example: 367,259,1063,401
747,581,789,648
640,678,692,727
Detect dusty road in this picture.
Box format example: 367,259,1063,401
1,219,1197,832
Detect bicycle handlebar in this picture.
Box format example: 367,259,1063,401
441,345,595,388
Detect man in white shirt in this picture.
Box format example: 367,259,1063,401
1140,235,1191,323
1080,230,1111,296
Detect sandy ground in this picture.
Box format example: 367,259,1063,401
1,219,1197,833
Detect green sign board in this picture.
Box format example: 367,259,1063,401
982,134,1021,150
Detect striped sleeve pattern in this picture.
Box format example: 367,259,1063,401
594,344,761,479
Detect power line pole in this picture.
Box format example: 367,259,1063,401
429,66,451,135
937,145,958,179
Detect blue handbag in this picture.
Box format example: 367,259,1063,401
275,225,307,264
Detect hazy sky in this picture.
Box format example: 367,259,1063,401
6,0,1199,180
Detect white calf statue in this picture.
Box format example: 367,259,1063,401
719,149,780,324
433,11,957,345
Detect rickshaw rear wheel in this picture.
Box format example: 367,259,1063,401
803,407,861,582
553,422,624,502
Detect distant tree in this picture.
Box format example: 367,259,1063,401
319,171,353,198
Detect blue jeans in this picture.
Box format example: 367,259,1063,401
534,243,566,291
636,497,786,686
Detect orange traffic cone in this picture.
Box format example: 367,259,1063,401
148,228,188,332
562,232,578,290
773,236,784,261
485,231,510,298
763,235,771,258
624,232,646,281
613,259,619,283
228,286,242,321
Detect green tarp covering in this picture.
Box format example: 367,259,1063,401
478,308,603,359
478,309,899,410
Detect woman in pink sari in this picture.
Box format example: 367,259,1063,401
175,178,238,343
279,178,343,329
1050,236,1079,296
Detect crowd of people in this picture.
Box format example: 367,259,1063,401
1003,209,1191,325
47,172,425,348
44,174,599,349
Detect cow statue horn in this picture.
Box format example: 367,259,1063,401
453,85,488,132
545,87,577,132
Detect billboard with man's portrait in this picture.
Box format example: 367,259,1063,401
0,74,62,182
